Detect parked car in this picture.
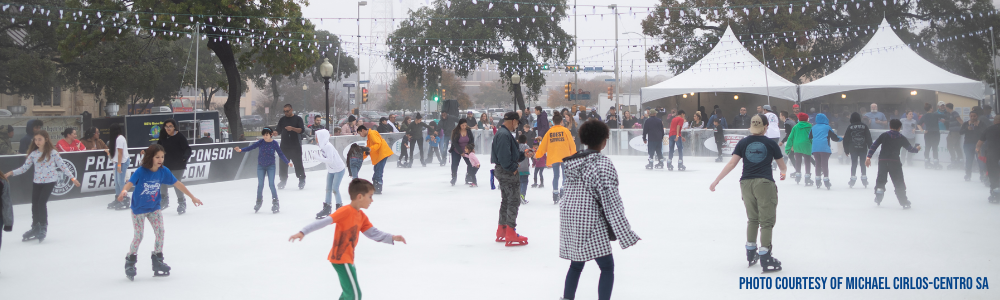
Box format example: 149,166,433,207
0,109,11,118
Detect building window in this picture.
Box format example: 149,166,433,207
33,83,61,106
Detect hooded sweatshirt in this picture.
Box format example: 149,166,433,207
535,124,577,167
363,130,393,164
18,120,37,154
810,113,842,153
842,112,873,155
315,129,346,173
158,130,193,171
785,119,813,155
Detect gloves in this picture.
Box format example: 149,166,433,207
3,225,11,232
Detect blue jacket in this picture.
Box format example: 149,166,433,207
810,114,841,153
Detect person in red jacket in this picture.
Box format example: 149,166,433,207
667,110,687,171
55,128,86,152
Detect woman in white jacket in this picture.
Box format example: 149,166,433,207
314,129,347,219
558,120,640,300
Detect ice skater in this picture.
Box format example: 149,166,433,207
532,138,546,188
288,178,406,300
314,129,347,218
784,113,813,185
157,119,193,214
559,120,641,300
810,113,841,190
493,112,530,246
866,119,921,208
535,113,577,203
516,135,533,204
976,116,1000,202
843,113,873,188
115,144,204,280
710,114,787,273
5,130,80,242
667,110,686,170
357,125,393,194
463,144,481,187
277,104,307,189
960,110,987,182
712,114,727,162
919,102,946,169
643,112,666,168
107,124,131,210
235,128,292,213
426,129,442,165
346,143,370,180
449,119,474,186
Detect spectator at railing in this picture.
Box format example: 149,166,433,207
0,125,15,155
80,127,108,151
55,128,86,152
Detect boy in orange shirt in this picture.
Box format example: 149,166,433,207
289,178,406,300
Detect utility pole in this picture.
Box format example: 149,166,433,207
992,27,998,111
356,1,367,115
761,46,771,106
574,0,578,101
609,4,619,116
194,22,199,141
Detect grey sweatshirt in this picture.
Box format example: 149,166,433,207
300,216,395,245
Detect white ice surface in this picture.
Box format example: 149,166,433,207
0,155,998,300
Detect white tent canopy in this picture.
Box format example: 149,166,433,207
641,26,798,103
800,18,984,101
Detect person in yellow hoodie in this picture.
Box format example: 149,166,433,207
357,125,394,194
534,113,577,204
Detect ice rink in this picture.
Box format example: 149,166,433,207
0,155,998,299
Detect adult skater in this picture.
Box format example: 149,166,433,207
235,128,293,213
493,112,530,246
535,113,577,204
764,105,781,170
288,178,406,300
277,104,307,190
866,119,921,208
667,110,686,170
5,131,81,242
977,116,1000,202
944,103,965,168
535,106,551,137
437,111,457,166
810,114,841,189
559,119,641,300
449,119,474,186
709,114,787,273
357,125,393,194
115,144,204,280
314,129,347,217
843,113,873,188
900,111,919,165
157,119,193,213
107,124,130,210
55,128,85,152
784,113,814,185
961,110,987,182
406,113,429,167
642,112,666,168
919,102,946,169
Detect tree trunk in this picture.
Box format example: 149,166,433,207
269,76,281,126
207,36,244,141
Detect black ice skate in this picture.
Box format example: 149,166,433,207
861,175,868,188
654,159,664,169
804,174,813,186
715,156,724,163
823,177,831,190
932,159,943,170
271,198,280,214
815,176,823,190
177,201,186,215
760,249,782,273
277,180,287,189
253,198,263,213
553,192,560,205
336,203,343,209
746,248,759,267
848,176,857,188
990,188,1000,203
161,198,169,210
677,160,686,171
792,172,801,184
874,188,885,206
21,222,40,242
125,254,138,281
538,183,545,189
316,203,332,219
151,253,171,277
298,178,306,190
924,159,932,169
645,159,654,170
902,203,912,209
666,160,674,171
531,183,538,188
108,198,130,210
374,183,383,195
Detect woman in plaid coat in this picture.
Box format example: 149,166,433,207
559,120,640,300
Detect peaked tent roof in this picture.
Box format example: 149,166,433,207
641,26,798,103
800,18,984,101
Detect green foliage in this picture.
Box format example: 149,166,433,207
0,0,66,99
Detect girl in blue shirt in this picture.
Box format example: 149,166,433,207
235,127,293,213
115,144,203,281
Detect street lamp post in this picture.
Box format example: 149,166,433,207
623,32,647,88
511,74,525,111
357,1,368,115
608,4,619,118
320,58,334,129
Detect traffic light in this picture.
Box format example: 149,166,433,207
361,87,369,104
607,86,613,100
541,63,550,70
564,82,572,100
565,65,579,72
442,89,446,100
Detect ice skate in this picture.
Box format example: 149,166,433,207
990,188,1000,203
746,246,759,267
531,183,538,188
924,159,932,169
469,183,478,188
792,172,801,184
759,248,782,273
848,176,857,188
21,222,39,242
277,180,287,189
933,159,943,170
803,174,813,186
504,226,528,247
654,159,664,169
253,198,263,213
875,188,885,206
677,160,686,171
861,175,868,188
495,225,506,242
335,203,342,210
374,183,383,195
315,203,332,219
965,174,972,181
902,203,912,209
666,160,674,171
176,201,186,215
151,253,171,277
553,192,560,205
108,198,130,210
823,177,831,190
298,178,306,190
161,198,170,210
715,156,724,163
520,195,528,205
538,183,545,189
815,176,823,189
645,159,654,170
124,254,138,281
271,198,280,214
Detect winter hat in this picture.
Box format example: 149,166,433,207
750,114,768,135
762,105,772,112
797,112,809,121
347,115,357,122
792,104,800,109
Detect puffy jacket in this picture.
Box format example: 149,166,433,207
785,121,813,155
315,129,346,173
491,125,525,173
810,113,841,153
535,125,577,167
842,112,873,154
363,130,393,164
559,150,640,261
157,131,193,171
536,111,550,137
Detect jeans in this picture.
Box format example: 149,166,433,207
256,164,277,200
964,144,984,177
467,166,480,184
551,162,563,194
875,160,909,206
372,158,387,186
668,136,683,161
533,167,545,184
519,174,529,197
647,139,663,160
563,254,615,300
439,138,450,164
114,158,131,200
348,158,362,179
326,170,346,205
924,131,941,161
450,152,471,181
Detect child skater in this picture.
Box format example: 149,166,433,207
712,118,725,162
843,112,873,188
810,113,841,190
398,132,411,168
426,129,442,165
532,137,546,188
5,130,80,242
115,144,204,280
346,143,370,179
464,144,481,187
314,129,347,219
517,134,533,204
866,119,921,208
235,128,292,213
288,178,406,300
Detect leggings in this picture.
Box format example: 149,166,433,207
793,153,813,174
850,152,867,177
813,152,831,177
533,167,545,184
563,254,615,300
129,210,165,255
31,182,56,225
409,137,425,164
924,131,940,160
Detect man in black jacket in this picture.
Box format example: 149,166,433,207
407,113,429,167
732,107,751,129
436,112,457,166
157,119,193,214
19,119,42,154
643,112,666,169
492,112,530,246
277,104,306,189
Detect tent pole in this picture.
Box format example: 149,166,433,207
761,46,771,106
992,27,998,112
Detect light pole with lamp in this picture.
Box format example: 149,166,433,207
511,74,526,111
320,58,334,128
623,32,647,88
620,50,642,114
356,1,368,115
608,4,619,118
